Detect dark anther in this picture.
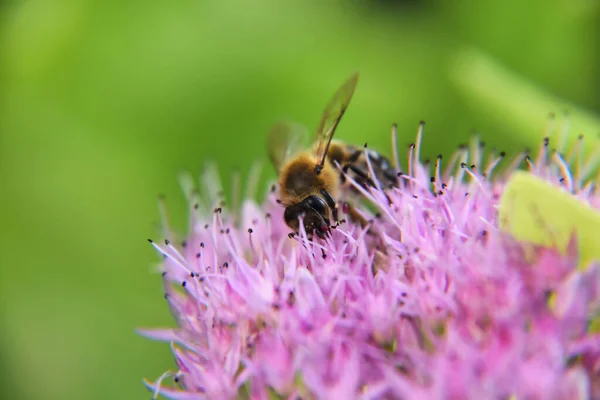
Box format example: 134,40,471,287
147,238,153,243
248,228,253,233
460,162,467,168
430,176,435,183
181,281,187,287
200,242,205,248
193,203,199,210
165,239,171,245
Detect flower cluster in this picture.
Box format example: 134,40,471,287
141,126,600,399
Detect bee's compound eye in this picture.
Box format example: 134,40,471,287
305,196,328,214
283,206,301,230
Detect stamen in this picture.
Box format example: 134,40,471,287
551,151,574,193
470,134,482,171
165,240,188,266
391,123,401,174
525,155,535,171
443,145,463,182
566,134,584,166
415,121,425,172
484,151,505,180
336,160,400,233
434,155,442,191
575,135,585,192
148,370,178,400
148,240,191,275
461,164,490,200
535,136,550,169
408,143,415,182
363,145,383,194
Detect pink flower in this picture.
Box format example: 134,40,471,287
140,126,600,399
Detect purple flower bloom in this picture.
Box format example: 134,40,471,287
140,128,600,399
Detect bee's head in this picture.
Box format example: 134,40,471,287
284,195,331,239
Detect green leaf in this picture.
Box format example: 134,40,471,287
499,171,600,270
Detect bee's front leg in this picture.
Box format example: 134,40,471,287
319,189,342,228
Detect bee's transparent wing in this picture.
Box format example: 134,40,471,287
314,72,359,168
267,120,309,173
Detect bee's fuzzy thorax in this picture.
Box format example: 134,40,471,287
277,150,340,205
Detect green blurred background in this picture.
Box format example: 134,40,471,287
1,0,599,399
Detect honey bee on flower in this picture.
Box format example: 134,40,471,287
267,73,399,238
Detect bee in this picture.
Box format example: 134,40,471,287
267,73,399,239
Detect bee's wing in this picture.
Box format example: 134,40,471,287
267,120,309,173
313,72,359,168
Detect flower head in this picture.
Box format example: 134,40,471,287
140,124,600,399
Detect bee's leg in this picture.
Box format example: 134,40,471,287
342,164,376,188
345,202,369,229
319,189,342,227
342,164,393,205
